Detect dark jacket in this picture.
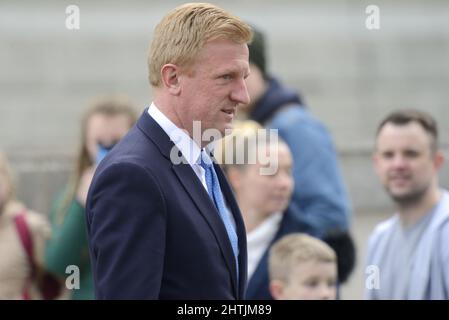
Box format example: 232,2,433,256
86,109,247,299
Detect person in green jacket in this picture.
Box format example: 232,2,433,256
45,96,136,299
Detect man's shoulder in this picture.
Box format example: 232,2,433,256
269,103,307,122
368,214,398,247
430,189,449,233
91,127,169,189
268,105,328,134
107,125,164,164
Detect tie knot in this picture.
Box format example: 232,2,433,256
199,150,214,170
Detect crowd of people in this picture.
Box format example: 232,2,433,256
0,2,447,300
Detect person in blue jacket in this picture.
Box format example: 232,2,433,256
242,26,351,238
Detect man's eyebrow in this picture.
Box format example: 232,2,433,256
217,68,239,74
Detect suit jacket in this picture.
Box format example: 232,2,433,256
245,207,314,300
86,109,247,299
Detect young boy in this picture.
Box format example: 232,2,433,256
269,233,337,300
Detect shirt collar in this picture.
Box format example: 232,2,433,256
247,212,283,244
148,102,201,166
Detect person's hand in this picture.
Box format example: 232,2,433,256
76,166,95,207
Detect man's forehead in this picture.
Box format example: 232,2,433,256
381,121,427,133
376,123,433,150
378,122,432,141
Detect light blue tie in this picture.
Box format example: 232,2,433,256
199,150,239,279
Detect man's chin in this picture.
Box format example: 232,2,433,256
221,122,234,136
388,189,425,206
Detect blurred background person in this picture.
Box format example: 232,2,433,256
3,1,448,299
241,25,351,238
0,152,51,299
268,233,337,300
216,120,315,299
366,110,449,299
44,96,136,300
240,25,356,292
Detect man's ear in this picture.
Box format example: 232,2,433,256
372,151,381,176
433,150,445,171
269,280,284,300
160,64,181,95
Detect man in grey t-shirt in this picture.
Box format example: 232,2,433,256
365,109,449,300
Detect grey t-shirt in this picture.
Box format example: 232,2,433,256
379,210,435,299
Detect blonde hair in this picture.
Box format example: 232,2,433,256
269,233,336,283
0,152,15,204
148,2,252,87
215,120,287,173
55,95,137,225
214,120,261,170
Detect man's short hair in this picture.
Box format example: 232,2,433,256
148,3,252,87
376,109,439,153
269,233,336,283
248,25,267,79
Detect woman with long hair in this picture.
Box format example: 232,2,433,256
44,96,136,299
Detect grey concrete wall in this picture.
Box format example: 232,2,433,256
1,0,448,215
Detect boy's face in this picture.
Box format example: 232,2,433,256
272,260,337,300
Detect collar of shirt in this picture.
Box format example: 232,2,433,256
246,212,283,279
148,102,202,166
148,104,238,234
148,103,212,191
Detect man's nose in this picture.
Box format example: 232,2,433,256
391,154,407,168
231,78,250,105
277,173,293,191
319,285,335,300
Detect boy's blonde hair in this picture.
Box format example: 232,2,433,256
148,2,252,87
269,233,336,283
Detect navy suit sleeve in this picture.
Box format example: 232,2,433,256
87,162,166,299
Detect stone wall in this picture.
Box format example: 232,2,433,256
1,0,448,214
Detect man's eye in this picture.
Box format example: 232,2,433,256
304,279,319,288
405,150,419,158
328,279,337,287
221,74,232,80
382,152,394,159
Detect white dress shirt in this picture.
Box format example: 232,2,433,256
247,212,283,279
148,103,207,189
147,103,237,229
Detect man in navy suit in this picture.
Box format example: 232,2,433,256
85,3,252,299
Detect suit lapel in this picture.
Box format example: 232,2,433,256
214,162,247,299
137,109,244,298
172,162,239,297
